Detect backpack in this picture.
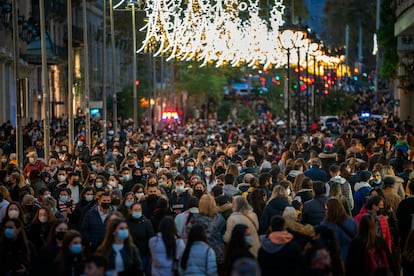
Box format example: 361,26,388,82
364,246,390,276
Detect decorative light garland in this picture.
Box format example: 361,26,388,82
114,0,341,69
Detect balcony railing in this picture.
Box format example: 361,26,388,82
395,0,414,18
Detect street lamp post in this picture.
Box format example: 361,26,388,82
296,45,301,134
82,0,91,147
279,30,300,135
131,1,137,128
67,0,74,154
109,0,118,132
12,0,24,169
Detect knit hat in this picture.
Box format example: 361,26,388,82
359,170,372,182
111,189,122,199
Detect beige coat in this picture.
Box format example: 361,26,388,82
223,211,260,257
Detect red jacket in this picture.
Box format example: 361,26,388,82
354,207,392,252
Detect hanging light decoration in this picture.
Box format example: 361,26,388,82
132,0,287,68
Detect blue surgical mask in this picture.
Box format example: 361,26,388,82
60,195,68,203
171,169,178,175
108,168,115,174
245,235,253,245
132,211,142,219
154,161,161,168
125,201,134,208
187,166,194,173
117,229,129,240
77,141,84,147
176,186,186,193
123,175,130,181
70,244,82,254
4,228,15,239
91,165,97,171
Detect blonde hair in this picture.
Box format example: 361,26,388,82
198,194,218,217
268,185,289,203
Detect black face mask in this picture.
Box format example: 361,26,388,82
101,202,111,210
193,190,204,198
111,199,121,206
25,205,34,211
72,181,80,186
147,194,159,202
56,231,66,241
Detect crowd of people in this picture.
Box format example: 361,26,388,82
0,98,414,275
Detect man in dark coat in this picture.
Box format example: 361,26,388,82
301,181,328,226
258,215,304,275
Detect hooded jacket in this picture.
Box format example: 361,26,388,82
328,176,354,209
258,231,303,276
353,181,371,215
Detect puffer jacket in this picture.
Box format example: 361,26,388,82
179,241,217,276
259,197,290,234
149,233,185,276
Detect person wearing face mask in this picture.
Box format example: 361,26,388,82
74,135,91,164
32,220,69,275
118,192,136,217
224,224,257,276
48,167,68,200
169,175,190,216
50,229,84,276
120,167,135,194
97,218,143,276
181,159,198,183
67,172,83,204
224,196,260,258
81,192,115,254
71,187,95,230
111,189,123,209
354,195,392,253
126,202,154,276
3,202,29,232
0,218,36,276
23,151,45,179
158,172,174,199
90,157,110,180
29,207,57,248
57,188,75,220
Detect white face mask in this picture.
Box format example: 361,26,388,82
29,157,35,164
8,210,19,219
39,215,48,223
205,171,212,177
108,181,116,187
58,175,66,182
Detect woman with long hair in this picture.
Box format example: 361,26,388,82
180,224,217,275
32,219,69,275
51,229,84,276
29,206,57,248
96,218,143,275
126,202,154,276
346,214,397,276
224,196,260,257
321,197,357,264
118,191,137,217
248,189,266,219
0,218,36,275
259,185,291,234
224,224,256,275
329,182,352,216
187,194,226,272
149,216,185,276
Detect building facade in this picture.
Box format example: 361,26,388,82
394,0,414,121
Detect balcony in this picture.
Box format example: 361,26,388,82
395,0,414,17
395,0,414,36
